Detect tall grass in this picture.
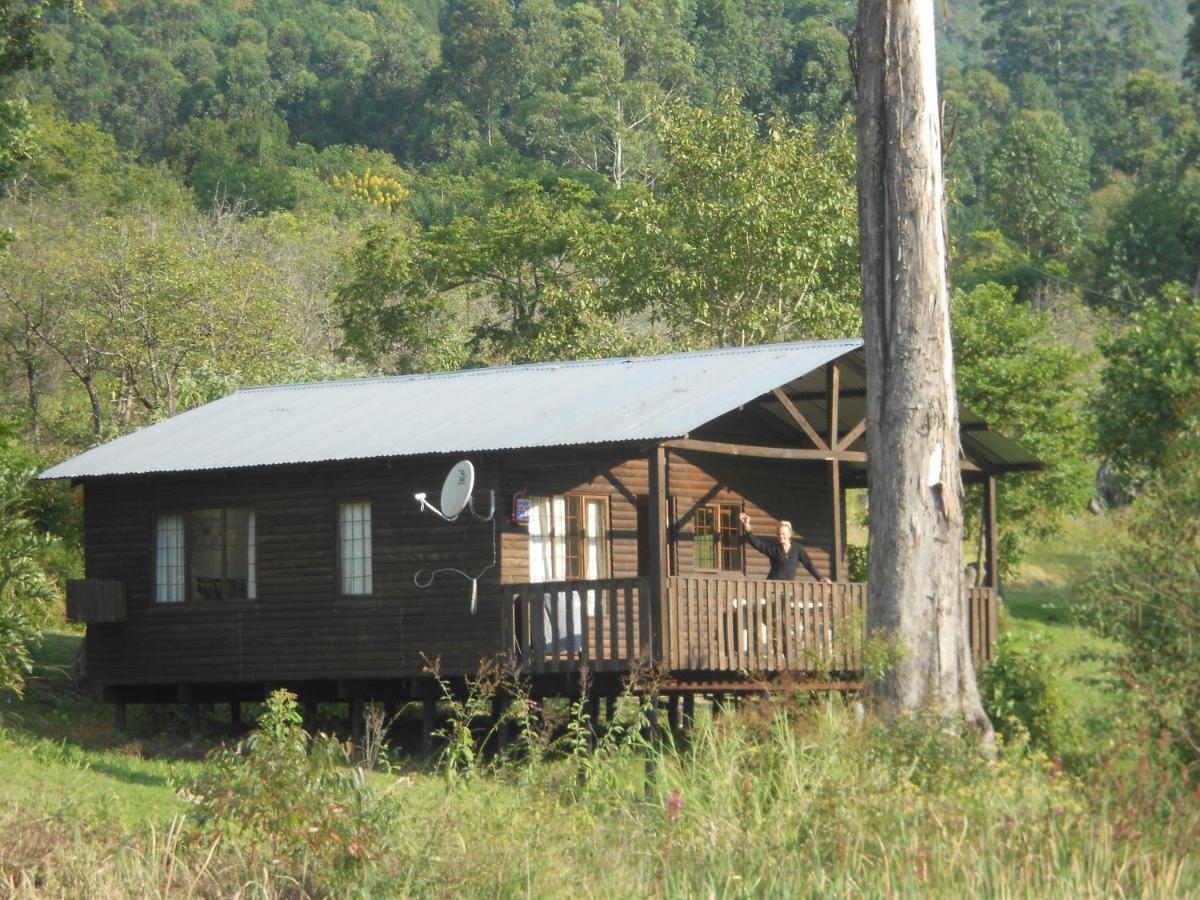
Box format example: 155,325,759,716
4,691,1196,898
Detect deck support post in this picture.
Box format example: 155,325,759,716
605,694,616,723
643,694,661,797
421,695,436,756
493,692,511,754
587,694,601,748
114,702,127,731
984,475,1000,592
229,701,242,729
647,445,668,664
668,693,683,740
187,701,201,738
350,699,364,754
711,692,726,718
827,363,843,582
683,693,695,727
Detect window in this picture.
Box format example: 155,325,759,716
155,508,256,603
694,503,742,572
155,513,185,603
339,501,373,595
528,495,608,582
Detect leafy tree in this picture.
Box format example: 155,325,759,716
773,17,853,128
1091,291,1200,483
952,282,1091,571
522,0,696,186
982,110,1088,259
604,98,860,346
336,175,637,370
0,210,313,443
980,0,1114,112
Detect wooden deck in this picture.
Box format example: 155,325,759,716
501,576,999,678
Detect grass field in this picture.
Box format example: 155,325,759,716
1,517,1196,897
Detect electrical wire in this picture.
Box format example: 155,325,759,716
413,516,498,614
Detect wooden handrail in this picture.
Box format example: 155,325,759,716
502,576,999,675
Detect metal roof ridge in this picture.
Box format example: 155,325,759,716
237,337,865,394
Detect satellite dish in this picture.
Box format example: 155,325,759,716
414,459,494,522
440,460,475,519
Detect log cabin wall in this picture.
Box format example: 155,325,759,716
496,445,835,584
82,441,837,692
82,456,505,688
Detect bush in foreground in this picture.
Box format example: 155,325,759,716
1077,433,1200,765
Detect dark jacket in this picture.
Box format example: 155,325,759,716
745,532,822,581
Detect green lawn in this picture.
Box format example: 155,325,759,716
1001,516,1123,741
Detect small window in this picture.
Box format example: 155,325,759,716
339,501,373,595
155,508,256,603
694,503,742,573
155,513,185,603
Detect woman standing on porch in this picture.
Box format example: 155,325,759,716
739,513,833,583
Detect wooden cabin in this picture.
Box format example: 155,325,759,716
43,339,1039,734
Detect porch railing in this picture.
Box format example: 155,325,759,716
500,577,652,674
501,576,999,676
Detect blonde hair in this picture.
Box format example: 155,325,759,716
778,520,793,531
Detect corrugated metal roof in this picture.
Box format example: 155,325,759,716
41,339,865,479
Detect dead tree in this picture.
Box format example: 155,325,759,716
853,0,992,736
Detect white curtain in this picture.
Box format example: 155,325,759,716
529,496,579,649
584,499,606,616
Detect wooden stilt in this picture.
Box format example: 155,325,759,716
669,693,683,735
187,702,201,738
114,702,127,731
605,694,617,722
492,692,511,754
230,701,242,729
587,694,601,748
350,699,363,753
643,695,660,798
421,696,436,756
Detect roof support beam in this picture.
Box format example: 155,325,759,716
770,388,828,451
838,418,867,451
664,438,865,464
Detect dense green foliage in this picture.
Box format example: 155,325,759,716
952,283,1091,570
0,422,65,698
1091,291,1200,482
980,631,1076,757
1077,434,1200,763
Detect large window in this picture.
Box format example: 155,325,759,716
528,495,609,582
155,508,256,603
338,501,373,595
694,503,742,573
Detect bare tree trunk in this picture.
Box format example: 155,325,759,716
853,0,992,736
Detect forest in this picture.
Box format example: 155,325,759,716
0,0,1198,894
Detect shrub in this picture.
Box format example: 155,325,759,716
0,423,62,699
188,689,392,883
1076,433,1200,764
980,630,1075,756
